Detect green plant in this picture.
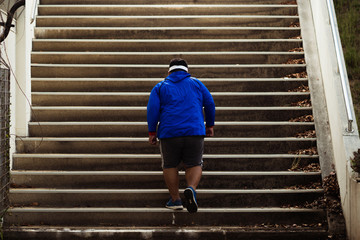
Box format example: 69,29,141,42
351,149,360,173
335,2,360,75
334,0,360,133
290,157,301,171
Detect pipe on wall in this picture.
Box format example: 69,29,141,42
0,0,25,43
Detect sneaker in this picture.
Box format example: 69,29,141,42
165,198,183,210
184,186,198,213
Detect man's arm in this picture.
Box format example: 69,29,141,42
147,85,161,144
199,81,215,136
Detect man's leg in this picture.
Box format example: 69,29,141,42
183,137,204,213
185,165,202,190
163,168,181,201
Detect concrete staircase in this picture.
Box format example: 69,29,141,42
5,0,329,239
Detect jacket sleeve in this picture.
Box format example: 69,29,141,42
147,84,161,133
198,81,215,127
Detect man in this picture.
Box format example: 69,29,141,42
147,58,215,213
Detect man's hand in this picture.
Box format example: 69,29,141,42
206,126,214,137
149,135,158,145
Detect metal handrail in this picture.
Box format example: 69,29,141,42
326,0,354,133
30,0,38,24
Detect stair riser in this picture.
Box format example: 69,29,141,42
35,28,300,40
31,109,313,121
28,124,315,138
12,157,319,172
38,6,297,16
31,66,306,78
3,230,329,240
31,53,304,64
37,17,299,28
11,174,321,189
32,41,304,52
10,192,323,208
5,211,326,227
32,94,310,107
31,80,308,93
16,140,316,154
40,0,298,5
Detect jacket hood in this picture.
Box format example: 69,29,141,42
166,71,191,83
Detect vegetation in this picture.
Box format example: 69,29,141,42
352,149,360,173
334,0,360,128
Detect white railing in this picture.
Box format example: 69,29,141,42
326,0,354,133
30,0,38,24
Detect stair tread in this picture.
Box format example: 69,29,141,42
9,207,324,213
11,170,321,176
28,121,314,125
32,51,304,54
32,38,303,42
12,153,319,158
31,106,313,110
4,226,328,240
36,26,300,30
5,225,328,230
31,63,305,67
32,92,310,95
39,4,297,7
10,188,324,193
31,77,308,81
37,15,299,18
16,137,316,141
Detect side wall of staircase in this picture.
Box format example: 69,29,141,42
298,0,360,239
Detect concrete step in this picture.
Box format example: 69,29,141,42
31,64,306,78
31,39,304,52
28,121,315,138
12,154,320,172
10,188,324,208
15,137,317,154
36,15,299,28
31,51,304,64
40,0,299,5
31,78,309,93
3,226,329,240
31,92,310,107
34,27,300,39
37,5,298,16
11,0,328,236
30,106,313,121
5,207,326,227
10,170,321,189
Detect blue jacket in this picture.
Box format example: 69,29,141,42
147,71,215,139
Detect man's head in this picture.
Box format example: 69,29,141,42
168,58,188,73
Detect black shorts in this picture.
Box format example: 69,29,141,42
160,136,204,169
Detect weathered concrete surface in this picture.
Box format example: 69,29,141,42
299,0,360,239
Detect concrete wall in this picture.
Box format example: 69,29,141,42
14,0,33,138
0,0,35,167
299,0,360,239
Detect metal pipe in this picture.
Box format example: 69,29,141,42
30,0,38,24
0,0,25,43
326,0,355,133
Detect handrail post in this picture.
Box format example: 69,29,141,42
326,0,355,133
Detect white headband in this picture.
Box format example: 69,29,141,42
169,65,188,72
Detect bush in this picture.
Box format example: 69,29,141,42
351,149,360,173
